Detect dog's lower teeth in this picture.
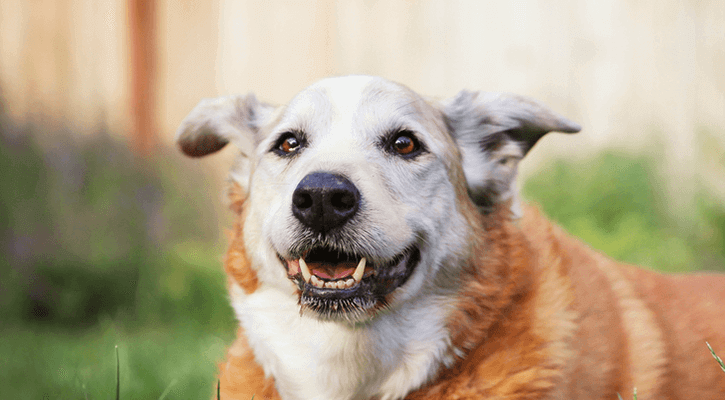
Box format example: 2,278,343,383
307,274,358,289
299,256,368,289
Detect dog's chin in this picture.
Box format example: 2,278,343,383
279,245,421,323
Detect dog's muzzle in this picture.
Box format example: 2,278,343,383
281,172,421,321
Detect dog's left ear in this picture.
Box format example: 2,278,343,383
443,90,580,215
175,94,276,158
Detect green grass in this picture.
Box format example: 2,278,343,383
709,342,725,373
0,243,236,398
0,319,231,398
1,116,236,398
523,151,725,273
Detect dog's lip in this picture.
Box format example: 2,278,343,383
278,245,421,319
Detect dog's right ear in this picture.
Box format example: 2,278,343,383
175,94,276,158
443,90,580,216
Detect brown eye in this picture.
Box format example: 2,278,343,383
280,136,300,153
273,133,304,156
392,133,418,155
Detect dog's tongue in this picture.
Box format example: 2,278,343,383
307,261,357,280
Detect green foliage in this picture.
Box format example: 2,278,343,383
0,114,235,398
0,117,226,325
523,151,725,272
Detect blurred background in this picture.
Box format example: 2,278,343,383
1,0,723,398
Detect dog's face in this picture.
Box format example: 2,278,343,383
176,76,579,324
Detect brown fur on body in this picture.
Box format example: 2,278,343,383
218,185,725,399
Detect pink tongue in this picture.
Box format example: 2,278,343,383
309,262,356,280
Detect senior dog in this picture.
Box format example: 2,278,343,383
176,76,725,399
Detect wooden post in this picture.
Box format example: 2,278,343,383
128,0,157,157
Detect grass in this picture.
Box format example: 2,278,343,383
0,317,233,398
523,151,725,273
618,388,638,400
0,116,236,398
709,342,725,373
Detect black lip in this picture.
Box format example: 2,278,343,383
287,246,421,321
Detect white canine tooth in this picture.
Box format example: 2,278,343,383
352,257,367,282
310,275,321,287
345,278,354,288
325,281,335,289
299,258,311,283
336,280,345,289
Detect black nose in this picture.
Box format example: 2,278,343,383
292,172,360,233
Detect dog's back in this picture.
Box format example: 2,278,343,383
523,206,725,399
400,205,725,399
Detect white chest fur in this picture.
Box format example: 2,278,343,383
230,284,455,400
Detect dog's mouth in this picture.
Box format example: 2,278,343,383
281,245,421,321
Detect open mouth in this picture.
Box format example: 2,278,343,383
281,245,421,321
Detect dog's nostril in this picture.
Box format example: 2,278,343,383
331,191,355,211
293,192,313,209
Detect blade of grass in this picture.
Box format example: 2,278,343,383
617,387,637,400
157,378,178,400
707,342,725,372
217,379,220,400
116,345,120,400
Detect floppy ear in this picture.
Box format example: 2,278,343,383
443,90,580,215
175,94,275,158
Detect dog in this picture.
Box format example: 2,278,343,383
176,76,725,399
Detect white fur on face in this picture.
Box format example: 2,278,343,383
232,76,471,399
242,76,470,300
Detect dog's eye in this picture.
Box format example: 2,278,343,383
390,131,421,157
280,137,300,153
273,133,304,155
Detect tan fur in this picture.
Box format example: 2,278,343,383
218,327,280,400
224,183,260,294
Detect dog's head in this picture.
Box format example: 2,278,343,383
176,76,579,324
